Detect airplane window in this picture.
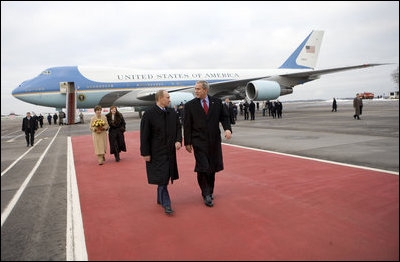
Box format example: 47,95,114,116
41,70,51,75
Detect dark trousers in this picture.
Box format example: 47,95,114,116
197,172,215,198
25,129,34,145
157,185,171,207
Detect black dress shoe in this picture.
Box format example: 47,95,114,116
115,153,120,162
204,195,214,207
164,206,174,214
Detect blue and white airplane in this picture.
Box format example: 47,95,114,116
12,30,386,116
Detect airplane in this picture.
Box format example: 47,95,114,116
12,30,388,121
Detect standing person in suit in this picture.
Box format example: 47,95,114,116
243,101,249,120
22,112,37,147
47,113,52,125
332,98,337,112
38,114,44,128
224,98,236,125
53,113,58,125
271,101,277,119
184,80,232,207
353,94,363,120
90,105,109,165
249,100,256,120
140,90,182,215
106,106,127,162
276,100,283,118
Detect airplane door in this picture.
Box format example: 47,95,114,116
64,82,76,125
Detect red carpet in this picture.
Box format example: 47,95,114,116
72,131,399,261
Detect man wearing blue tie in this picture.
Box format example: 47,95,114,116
184,80,232,207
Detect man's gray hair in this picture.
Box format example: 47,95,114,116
155,89,167,101
196,80,209,90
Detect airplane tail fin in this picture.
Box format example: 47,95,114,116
279,30,324,69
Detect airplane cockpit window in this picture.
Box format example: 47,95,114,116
41,70,51,75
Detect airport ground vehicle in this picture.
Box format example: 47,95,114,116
358,92,374,99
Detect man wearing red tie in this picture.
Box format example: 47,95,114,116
184,80,232,207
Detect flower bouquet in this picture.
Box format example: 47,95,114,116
93,119,106,133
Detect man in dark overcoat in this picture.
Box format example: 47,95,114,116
249,100,256,120
53,113,58,125
353,94,363,120
22,112,37,146
224,98,236,125
332,98,337,112
184,80,232,207
140,90,182,215
47,114,52,125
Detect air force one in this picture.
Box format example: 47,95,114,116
12,30,387,122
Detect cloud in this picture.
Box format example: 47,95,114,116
1,1,399,115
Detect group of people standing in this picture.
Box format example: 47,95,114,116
262,100,283,119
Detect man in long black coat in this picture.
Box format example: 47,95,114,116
184,80,232,207
140,90,182,214
249,100,256,120
22,112,37,146
224,98,236,125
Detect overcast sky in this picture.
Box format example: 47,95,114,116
1,1,399,115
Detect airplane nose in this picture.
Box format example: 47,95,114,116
12,81,26,96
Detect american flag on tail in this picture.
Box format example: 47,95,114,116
306,45,315,53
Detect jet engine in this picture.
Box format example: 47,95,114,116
245,80,281,101
169,92,194,107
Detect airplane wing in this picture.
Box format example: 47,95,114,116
101,63,390,104
280,63,390,78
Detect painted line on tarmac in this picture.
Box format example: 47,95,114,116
5,127,48,143
66,137,88,261
1,127,61,227
35,127,48,138
2,129,20,136
1,139,43,177
222,143,399,176
6,134,24,143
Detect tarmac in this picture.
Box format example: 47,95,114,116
1,99,399,260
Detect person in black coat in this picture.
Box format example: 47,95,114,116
184,80,232,207
38,114,44,128
140,90,182,215
243,101,249,120
53,113,58,125
106,106,127,162
224,98,236,125
249,100,256,120
332,98,337,112
276,100,283,118
22,112,37,146
47,114,52,125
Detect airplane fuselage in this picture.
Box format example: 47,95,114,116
12,66,304,109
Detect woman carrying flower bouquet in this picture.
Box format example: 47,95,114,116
90,105,109,165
